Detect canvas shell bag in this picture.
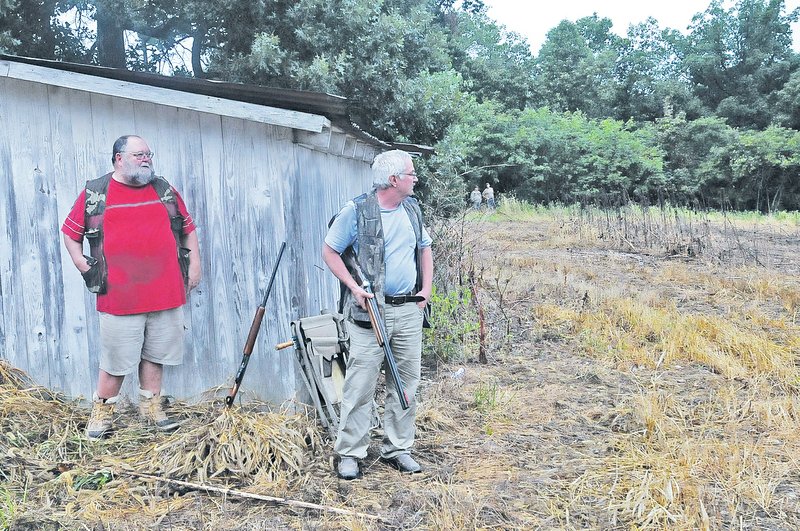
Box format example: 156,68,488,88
293,312,348,404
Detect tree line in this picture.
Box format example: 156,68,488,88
1,0,799,211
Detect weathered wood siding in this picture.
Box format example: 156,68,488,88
0,61,377,403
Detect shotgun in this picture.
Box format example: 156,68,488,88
361,279,410,410
225,241,286,407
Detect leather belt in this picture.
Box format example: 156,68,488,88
384,294,425,305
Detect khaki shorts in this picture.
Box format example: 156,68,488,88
99,307,185,376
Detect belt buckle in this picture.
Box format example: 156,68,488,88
391,295,405,306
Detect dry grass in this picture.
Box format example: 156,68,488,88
533,298,800,384
462,209,799,529
123,406,320,485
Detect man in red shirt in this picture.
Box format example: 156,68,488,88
62,135,201,439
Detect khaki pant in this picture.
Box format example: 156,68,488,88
99,307,185,376
334,302,424,459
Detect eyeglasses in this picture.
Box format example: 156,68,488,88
397,172,417,178
120,151,155,160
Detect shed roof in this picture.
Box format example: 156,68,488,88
0,54,433,155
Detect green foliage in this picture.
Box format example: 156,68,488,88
684,0,799,128
423,285,479,362
466,196,800,226
383,69,469,145
0,485,16,530
434,104,667,205
614,19,702,122
473,379,513,424
493,195,552,221
727,126,800,211
447,10,535,110
532,17,618,117
775,70,800,129
0,0,93,61
73,469,114,490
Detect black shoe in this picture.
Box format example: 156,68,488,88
380,453,422,473
337,456,360,480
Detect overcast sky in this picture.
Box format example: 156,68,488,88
482,0,800,54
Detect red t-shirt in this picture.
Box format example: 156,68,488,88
62,178,197,315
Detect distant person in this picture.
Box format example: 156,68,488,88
323,149,433,480
470,186,482,210
483,183,495,210
62,135,202,439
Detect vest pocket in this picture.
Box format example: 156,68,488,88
81,255,104,294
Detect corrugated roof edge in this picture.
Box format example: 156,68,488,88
0,54,434,155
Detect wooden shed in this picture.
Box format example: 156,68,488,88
0,54,410,404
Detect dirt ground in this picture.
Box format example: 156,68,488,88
4,211,800,530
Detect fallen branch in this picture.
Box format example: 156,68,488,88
120,470,386,522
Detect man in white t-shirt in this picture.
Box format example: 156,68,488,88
323,150,433,480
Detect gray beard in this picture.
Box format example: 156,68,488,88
128,167,155,185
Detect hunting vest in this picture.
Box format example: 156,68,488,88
83,172,188,294
338,191,424,322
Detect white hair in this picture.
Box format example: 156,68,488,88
371,150,412,190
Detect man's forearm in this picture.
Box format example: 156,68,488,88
322,244,359,291
420,246,433,295
184,231,201,289
63,234,90,273
184,231,200,267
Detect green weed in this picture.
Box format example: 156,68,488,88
0,486,16,531
473,380,501,415
73,469,113,490
424,285,479,362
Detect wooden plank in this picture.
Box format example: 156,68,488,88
293,126,332,152
343,137,357,159
88,93,119,172
353,141,366,161
207,116,250,398
264,122,293,143
175,108,215,397
2,77,52,386
6,61,330,133
329,131,347,155
286,148,330,317
0,78,15,364
362,145,377,163
45,84,79,394
231,119,282,402
246,123,295,403
193,111,235,397
52,85,95,398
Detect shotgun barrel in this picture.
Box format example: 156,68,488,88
362,280,410,410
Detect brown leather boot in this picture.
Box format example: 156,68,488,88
86,392,118,439
138,389,180,431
